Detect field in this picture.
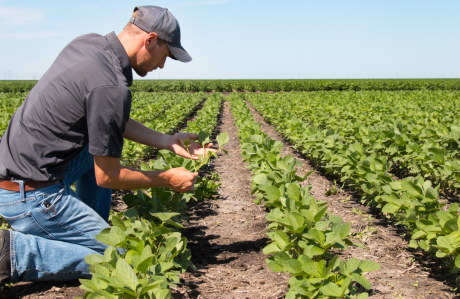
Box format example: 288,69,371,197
1,79,460,299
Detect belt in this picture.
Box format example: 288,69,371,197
0,180,59,192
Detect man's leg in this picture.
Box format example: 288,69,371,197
0,182,110,283
0,145,114,283
65,145,113,221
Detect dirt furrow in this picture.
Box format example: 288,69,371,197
173,102,290,299
246,101,456,299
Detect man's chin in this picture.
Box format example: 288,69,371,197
133,68,148,78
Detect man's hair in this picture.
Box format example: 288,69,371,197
123,10,166,46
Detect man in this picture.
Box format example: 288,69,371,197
0,5,209,297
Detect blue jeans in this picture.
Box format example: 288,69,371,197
0,145,112,282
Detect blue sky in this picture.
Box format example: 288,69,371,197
0,0,459,80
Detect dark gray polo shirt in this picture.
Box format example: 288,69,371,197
0,32,132,182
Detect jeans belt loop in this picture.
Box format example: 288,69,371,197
12,180,26,201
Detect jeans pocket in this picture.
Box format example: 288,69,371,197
39,188,65,217
1,211,55,239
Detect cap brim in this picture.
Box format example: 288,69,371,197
167,43,192,63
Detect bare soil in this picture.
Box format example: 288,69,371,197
171,102,290,298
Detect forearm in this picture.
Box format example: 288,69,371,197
95,163,170,190
124,118,173,150
94,155,197,191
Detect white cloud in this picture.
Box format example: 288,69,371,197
0,5,46,27
0,31,63,40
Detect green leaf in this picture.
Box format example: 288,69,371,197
347,258,360,273
352,272,371,290
248,134,263,144
137,256,153,274
160,262,175,273
115,258,139,292
406,182,423,198
288,212,304,230
165,237,179,251
151,288,172,299
137,281,163,296
455,255,460,268
357,293,369,299
425,187,438,200
319,282,343,297
198,131,210,145
287,183,300,202
141,161,150,171
306,229,326,245
276,160,288,172
264,186,281,202
358,260,381,272
339,222,351,239
314,206,328,222
382,202,400,214
253,173,268,185
267,260,284,272
273,231,290,248
217,131,229,147
111,216,126,231
283,259,303,274
340,276,352,294
79,279,100,292
389,181,402,190
85,254,104,265
95,227,126,247
86,292,106,299
263,243,280,255
302,260,322,277
124,208,138,219
408,240,419,249
151,212,180,222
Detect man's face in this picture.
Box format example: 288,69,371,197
133,38,172,77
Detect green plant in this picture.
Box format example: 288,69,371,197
77,211,193,299
351,226,377,243
325,180,343,196
77,131,228,298
229,95,380,298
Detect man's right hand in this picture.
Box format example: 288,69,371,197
164,167,198,192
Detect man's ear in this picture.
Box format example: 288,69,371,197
145,32,158,47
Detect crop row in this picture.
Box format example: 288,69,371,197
247,91,460,197
2,79,460,93
246,91,460,280
228,94,379,299
78,99,228,298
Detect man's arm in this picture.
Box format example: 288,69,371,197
124,118,174,150
94,155,198,191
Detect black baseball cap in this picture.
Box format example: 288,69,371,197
129,6,192,63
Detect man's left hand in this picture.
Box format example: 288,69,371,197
170,133,217,160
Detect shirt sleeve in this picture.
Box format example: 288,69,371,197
84,85,131,157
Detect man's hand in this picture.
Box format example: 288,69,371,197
164,167,198,192
171,132,217,160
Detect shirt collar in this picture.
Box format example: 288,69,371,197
105,31,133,87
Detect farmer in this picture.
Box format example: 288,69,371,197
0,6,209,297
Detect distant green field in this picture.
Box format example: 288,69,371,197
1,78,459,93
